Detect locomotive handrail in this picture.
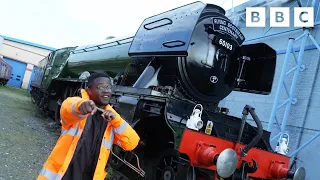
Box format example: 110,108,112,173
241,105,264,156
71,36,134,54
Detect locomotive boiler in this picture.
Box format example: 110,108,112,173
30,1,306,180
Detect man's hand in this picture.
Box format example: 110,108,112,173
101,110,116,121
78,100,97,115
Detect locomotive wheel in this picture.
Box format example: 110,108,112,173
153,149,196,180
31,95,36,104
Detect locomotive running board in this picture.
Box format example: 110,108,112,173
111,85,172,101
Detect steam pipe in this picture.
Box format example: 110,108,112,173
241,105,263,155
237,106,249,143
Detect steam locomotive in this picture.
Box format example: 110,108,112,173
0,56,12,86
30,1,306,180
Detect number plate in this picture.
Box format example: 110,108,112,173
214,36,237,52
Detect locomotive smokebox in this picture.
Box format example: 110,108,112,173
129,1,276,104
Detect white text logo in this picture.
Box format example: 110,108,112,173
246,7,314,27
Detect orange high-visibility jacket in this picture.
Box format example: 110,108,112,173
37,89,140,180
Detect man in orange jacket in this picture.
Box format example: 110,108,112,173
37,72,140,180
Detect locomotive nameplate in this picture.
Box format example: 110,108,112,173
212,17,245,45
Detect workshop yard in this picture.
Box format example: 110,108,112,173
0,86,60,179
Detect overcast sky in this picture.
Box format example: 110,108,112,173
0,0,249,49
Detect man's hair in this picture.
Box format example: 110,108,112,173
87,72,111,87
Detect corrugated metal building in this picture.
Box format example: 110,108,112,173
220,0,320,179
0,35,56,89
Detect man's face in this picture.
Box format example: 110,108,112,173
87,77,112,107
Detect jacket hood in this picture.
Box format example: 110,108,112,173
81,89,90,100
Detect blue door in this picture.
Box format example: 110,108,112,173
3,57,27,88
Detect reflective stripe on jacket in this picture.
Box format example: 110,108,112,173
37,89,140,180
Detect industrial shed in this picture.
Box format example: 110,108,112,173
0,35,56,89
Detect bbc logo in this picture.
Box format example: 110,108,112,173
246,7,314,27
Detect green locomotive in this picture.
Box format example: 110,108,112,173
30,1,306,180
30,36,136,121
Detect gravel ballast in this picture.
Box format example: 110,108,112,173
0,86,60,179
